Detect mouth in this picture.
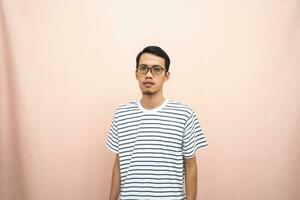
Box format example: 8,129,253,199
143,81,155,86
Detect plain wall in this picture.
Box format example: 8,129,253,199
1,0,299,199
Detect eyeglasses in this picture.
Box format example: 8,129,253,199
136,64,167,75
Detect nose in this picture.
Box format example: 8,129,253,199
145,69,153,78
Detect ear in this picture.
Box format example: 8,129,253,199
135,69,138,80
164,71,170,82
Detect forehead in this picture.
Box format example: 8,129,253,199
139,53,165,66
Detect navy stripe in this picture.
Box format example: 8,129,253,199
106,99,207,199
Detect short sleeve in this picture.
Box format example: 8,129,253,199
106,109,119,154
182,111,208,159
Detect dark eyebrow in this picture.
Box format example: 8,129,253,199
138,64,163,69
152,65,162,68
139,64,148,67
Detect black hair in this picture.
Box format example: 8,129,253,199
136,46,170,72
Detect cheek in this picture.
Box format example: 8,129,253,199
136,76,142,84
156,78,165,87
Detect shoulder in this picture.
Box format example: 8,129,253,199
166,99,195,116
114,99,139,114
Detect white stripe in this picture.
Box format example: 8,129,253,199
106,99,207,199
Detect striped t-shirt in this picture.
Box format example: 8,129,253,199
106,98,208,200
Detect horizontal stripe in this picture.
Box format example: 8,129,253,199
106,99,208,199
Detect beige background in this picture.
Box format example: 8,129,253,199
1,0,300,199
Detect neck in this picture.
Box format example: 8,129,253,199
140,93,165,110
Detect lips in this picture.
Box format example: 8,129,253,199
143,81,155,85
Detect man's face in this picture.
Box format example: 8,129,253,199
135,53,170,96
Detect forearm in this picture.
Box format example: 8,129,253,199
185,158,197,200
109,155,120,200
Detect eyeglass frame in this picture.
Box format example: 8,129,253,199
136,64,168,75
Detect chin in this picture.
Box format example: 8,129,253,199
142,90,156,95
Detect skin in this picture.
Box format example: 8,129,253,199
109,52,198,200
136,53,170,108
185,156,198,200
109,155,120,200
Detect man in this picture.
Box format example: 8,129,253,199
106,46,208,200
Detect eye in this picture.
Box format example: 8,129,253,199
139,65,148,72
152,66,162,73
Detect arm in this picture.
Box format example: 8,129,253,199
109,154,120,200
184,156,197,200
